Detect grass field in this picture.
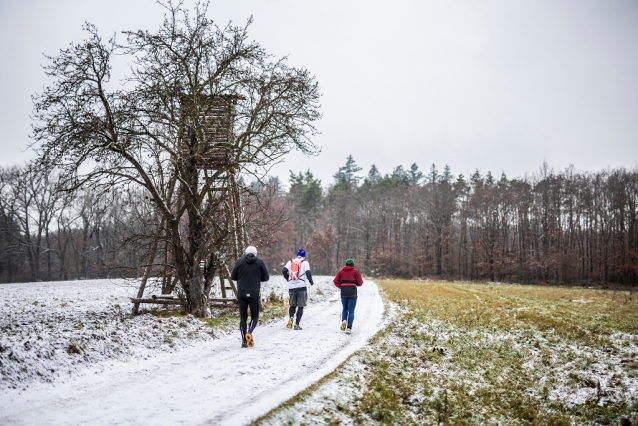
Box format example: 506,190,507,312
260,280,638,425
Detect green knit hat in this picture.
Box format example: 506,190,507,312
345,258,354,266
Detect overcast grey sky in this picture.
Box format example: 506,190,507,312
1,0,637,186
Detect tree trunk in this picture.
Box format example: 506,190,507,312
46,227,52,281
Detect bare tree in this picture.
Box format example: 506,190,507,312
32,1,320,315
1,164,65,281
0,167,26,282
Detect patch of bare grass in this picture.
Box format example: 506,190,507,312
260,280,638,425
351,280,638,424
203,291,289,332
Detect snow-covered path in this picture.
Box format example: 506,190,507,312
0,281,384,426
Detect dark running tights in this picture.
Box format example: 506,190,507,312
289,306,304,324
239,297,260,339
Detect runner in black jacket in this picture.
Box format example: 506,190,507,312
231,246,269,348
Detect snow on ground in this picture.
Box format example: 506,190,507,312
0,276,326,390
262,356,370,426
0,278,204,389
0,277,385,425
260,304,397,426
1,279,194,389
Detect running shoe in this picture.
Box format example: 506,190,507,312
286,317,294,329
245,332,255,347
340,320,347,331
294,324,302,330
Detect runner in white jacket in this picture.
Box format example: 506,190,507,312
282,248,314,330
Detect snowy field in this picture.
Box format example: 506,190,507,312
0,276,385,425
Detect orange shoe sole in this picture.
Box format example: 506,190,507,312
245,333,255,347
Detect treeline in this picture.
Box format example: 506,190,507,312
0,161,284,284
261,157,638,286
0,163,152,283
2,158,638,286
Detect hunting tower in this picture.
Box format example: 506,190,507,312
180,95,240,170
131,95,247,313
182,95,247,299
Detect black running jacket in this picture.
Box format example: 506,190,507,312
231,254,269,298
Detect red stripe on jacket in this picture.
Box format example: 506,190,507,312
333,266,363,288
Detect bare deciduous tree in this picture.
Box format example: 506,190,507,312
31,1,321,316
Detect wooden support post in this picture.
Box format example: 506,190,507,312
229,171,248,253
132,265,152,315
132,221,163,315
221,264,237,298
220,268,227,299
